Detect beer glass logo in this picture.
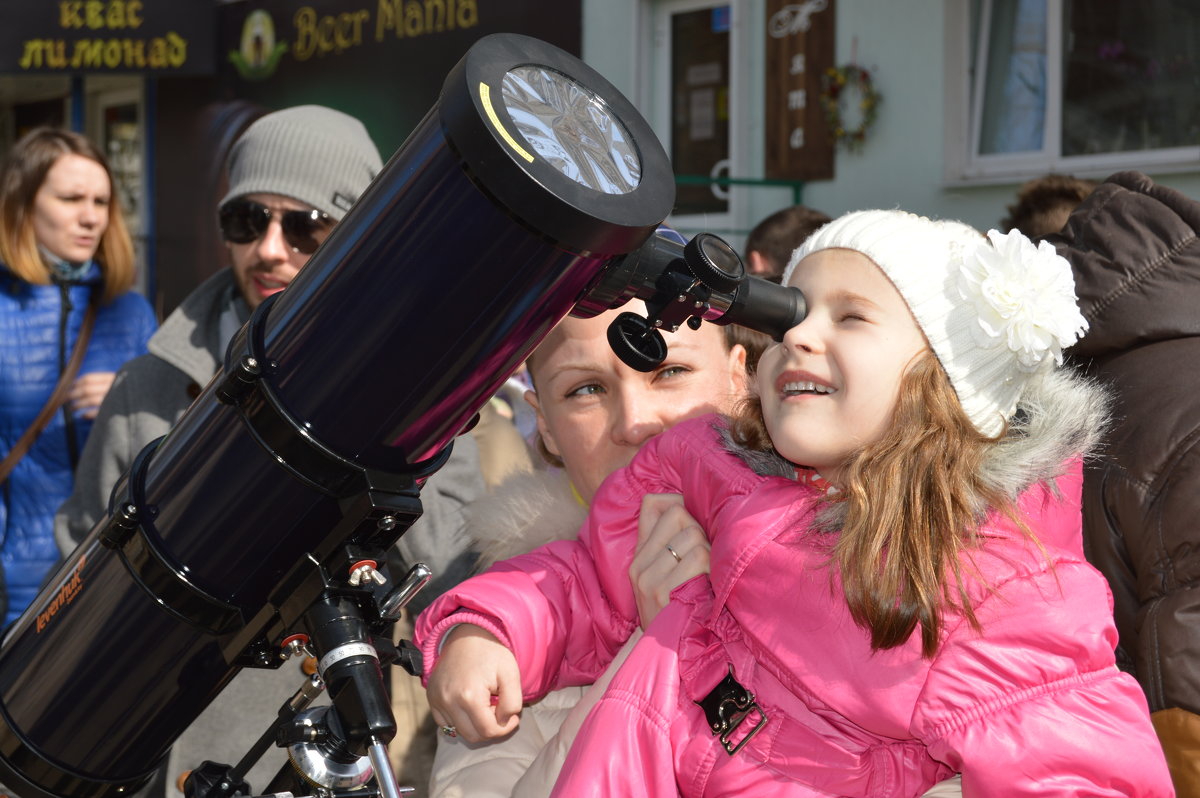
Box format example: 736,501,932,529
229,10,289,80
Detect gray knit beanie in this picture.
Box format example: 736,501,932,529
220,105,383,221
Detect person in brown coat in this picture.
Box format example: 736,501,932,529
1052,170,1200,796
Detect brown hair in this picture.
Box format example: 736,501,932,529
0,127,135,301
1000,174,1097,239
744,205,833,279
731,349,1024,658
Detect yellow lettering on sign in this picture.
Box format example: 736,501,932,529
294,7,319,60
294,6,368,61
107,1,126,28
404,1,422,36
457,0,478,29
102,38,121,67
86,0,106,29
376,0,478,40
148,36,166,67
71,39,103,67
166,31,187,67
121,38,145,66
19,41,45,68
127,1,142,28
59,2,84,28
25,36,186,70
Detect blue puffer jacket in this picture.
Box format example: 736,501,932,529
1,263,156,625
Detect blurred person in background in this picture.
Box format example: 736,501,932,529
742,204,831,281
0,127,156,626
1000,173,1096,238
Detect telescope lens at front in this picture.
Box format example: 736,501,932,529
501,66,641,194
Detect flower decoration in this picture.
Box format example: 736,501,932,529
956,230,1089,370
819,64,881,152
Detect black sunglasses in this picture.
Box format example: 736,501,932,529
218,198,332,255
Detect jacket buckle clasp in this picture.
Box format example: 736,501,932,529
696,665,767,755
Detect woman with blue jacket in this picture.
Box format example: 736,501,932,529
0,128,156,625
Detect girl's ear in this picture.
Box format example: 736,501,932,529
525,388,562,458
728,343,749,396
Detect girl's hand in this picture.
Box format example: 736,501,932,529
630,493,711,629
426,624,522,743
69,371,116,419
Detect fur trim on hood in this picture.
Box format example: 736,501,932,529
722,367,1109,521
466,468,588,570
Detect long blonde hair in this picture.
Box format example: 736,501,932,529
0,127,135,301
731,349,1026,658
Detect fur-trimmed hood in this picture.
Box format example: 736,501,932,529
466,468,588,570
723,367,1109,520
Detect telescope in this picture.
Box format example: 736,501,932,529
0,33,805,798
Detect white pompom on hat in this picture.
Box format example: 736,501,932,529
781,209,1089,437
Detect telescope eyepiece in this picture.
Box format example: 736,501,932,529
593,229,808,371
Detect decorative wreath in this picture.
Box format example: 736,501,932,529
819,64,881,152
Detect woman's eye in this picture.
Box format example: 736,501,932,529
657,365,690,380
567,383,604,398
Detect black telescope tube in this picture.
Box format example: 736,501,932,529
0,33,672,798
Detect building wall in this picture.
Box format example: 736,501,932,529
584,0,1200,238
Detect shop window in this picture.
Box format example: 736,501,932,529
953,0,1200,180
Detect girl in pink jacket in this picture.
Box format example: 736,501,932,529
417,210,1173,796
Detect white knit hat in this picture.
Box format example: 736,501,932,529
221,105,383,221
782,210,1089,437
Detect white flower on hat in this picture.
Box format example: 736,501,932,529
957,229,1089,371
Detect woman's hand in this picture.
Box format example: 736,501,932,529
69,371,116,419
629,493,711,629
426,624,523,743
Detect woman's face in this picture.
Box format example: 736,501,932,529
527,307,748,503
32,153,111,264
756,248,928,482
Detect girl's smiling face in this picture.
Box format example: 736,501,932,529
757,248,929,483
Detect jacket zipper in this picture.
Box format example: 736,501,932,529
58,283,81,467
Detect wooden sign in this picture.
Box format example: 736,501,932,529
764,0,835,181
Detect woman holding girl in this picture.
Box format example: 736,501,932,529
418,210,1172,794
425,292,755,796
0,128,156,624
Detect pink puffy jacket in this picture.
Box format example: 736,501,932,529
417,416,1172,796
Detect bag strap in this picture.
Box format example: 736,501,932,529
0,294,100,485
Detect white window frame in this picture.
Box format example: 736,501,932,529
944,0,1200,185
648,0,749,235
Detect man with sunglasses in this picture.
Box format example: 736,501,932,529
54,105,487,794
